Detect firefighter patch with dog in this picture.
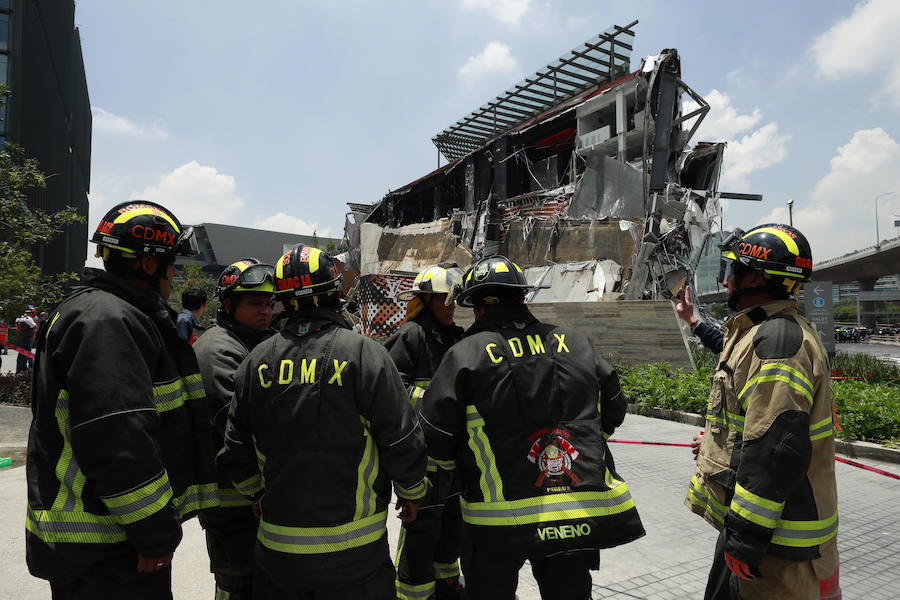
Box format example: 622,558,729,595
528,428,582,492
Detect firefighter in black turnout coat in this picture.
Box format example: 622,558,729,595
387,263,466,600
218,244,429,599
194,258,277,599
26,201,219,599
421,255,645,600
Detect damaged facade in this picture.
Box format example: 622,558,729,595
344,21,742,303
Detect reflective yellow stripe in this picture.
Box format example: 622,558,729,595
397,580,435,600
771,511,838,548
152,374,205,413
215,585,231,600
410,386,426,410
307,247,321,273
114,206,180,232
258,511,387,554
809,415,835,441
460,484,634,526
706,409,745,432
465,405,504,502
101,471,173,525
730,483,784,529
233,473,263,497
434,561,461,579
173,482,219,517
354,417,379,520
740,363,814,409
687,475,726,524
749,227,799,255
217,485,254,507
51,391,86,512
429,456,455,471
26,506,127,544
396,477,428,501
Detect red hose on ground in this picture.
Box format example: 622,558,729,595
607,439,900,481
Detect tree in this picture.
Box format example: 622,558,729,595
169,264,219,327
0,86,84,322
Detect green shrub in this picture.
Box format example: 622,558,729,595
830,352,900,386
0,371,31,406
619,360,900,447
619,362,710,415
832,380,899,447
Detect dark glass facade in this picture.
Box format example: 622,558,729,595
6,0,91,275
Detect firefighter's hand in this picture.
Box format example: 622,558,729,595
725,552,755,581
691,430,704,460
136,553,173,573
674,288,699,328
395,498,419,523
251,500,262,518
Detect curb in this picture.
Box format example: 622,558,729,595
626,404,900,465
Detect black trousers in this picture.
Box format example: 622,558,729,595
396,468,464,599
202,506,260,599
49,555,172,600
461,540,598,600
253,560,395,600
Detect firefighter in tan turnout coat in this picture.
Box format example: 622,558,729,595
686,224,840,600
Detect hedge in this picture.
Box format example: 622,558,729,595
0,371,31,406
617,350,900,448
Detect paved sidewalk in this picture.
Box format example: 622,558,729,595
1,414,898,599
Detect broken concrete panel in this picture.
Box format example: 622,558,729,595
569,152,644,219
503,219,636,268
453,300,695,369
359,219,473,276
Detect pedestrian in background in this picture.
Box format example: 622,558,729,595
15,304,37,371
177,286,208,344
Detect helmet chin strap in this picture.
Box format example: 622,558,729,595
727,278,791,311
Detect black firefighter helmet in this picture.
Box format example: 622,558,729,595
456,255,530,307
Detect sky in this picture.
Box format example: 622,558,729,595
77,0,900,264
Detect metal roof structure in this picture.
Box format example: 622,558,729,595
432,20,638,163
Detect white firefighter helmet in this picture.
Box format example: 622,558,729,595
397,263,464,306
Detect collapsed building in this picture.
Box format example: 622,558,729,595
344,21,754,314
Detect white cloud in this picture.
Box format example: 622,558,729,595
457,42,518,87
757,128,900,260
811,0,900,106
253,213,333,238
91,107,169,139
684,90,790,190
461,0,533,28
135,161,243,225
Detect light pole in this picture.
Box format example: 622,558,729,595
787,199,794,226
875,191,894,247
895,214,900,238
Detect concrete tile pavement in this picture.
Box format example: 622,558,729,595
1,414,898,599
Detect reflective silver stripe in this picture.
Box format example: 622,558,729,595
258,511,387,554
462,491,633,520
809,417,834,440
772,513,839,547
468,425,500,502
731,494,781,528
104,480,173,520
261,519,384,546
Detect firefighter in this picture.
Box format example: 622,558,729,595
388,263,466,600
685,224,840,600
26,200,220,598
194,258,277,599
218,244,429,598
421,255,645,600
